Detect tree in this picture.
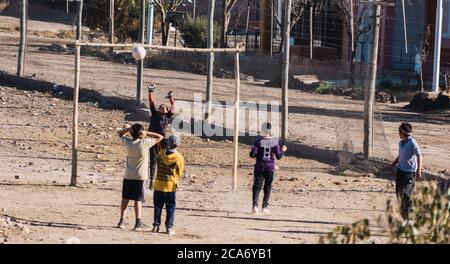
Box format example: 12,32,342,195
328,0,372,87
153,0,184,46
253,0,311,52
84,0,140,42
179,16,221,48
220,0,238,48
416,25,433,92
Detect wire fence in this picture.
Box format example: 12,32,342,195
1,0,448,179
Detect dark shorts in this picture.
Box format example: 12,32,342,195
122,179,146,202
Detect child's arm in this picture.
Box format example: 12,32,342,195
168,94,176,114
249,144,258,158
275,145,286,160
416,155,423,180
147,84,157,113
177,157,184,179
140,131,164,143
391,156,399,167
118,127,131,138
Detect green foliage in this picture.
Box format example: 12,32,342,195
386,183,450,244
314,81,331,94
319,219,371,244
320,183,450,244
84,0,140,42
179,16,221,48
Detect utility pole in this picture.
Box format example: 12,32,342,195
17,0,27,77
193,0,197,19
206,0,215,120
109,0,114,55
432,0,443,92
362,0,394,159
245,0,250,50
281,0,292,144
350,0,354,52
147,0,154,45
401,0,408,54
66,0,69,13
137,0,146,103
76,0,83,41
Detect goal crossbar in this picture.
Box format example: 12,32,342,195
76,41,245,53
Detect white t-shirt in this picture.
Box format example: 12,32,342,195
122,137,156,180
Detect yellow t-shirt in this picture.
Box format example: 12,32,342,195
122,136,156,180
153,150,184,192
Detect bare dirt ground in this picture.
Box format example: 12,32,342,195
0,15,449,244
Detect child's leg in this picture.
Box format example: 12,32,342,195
252,170,265,208
120,199,130,220
400,173,415,220
153,191,164,227
262,171,274,208
395,169,403,202
134,200,142,223
149,146,158,184
165,192,176,229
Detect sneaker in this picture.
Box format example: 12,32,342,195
117,219,126,229
134,222,150,231
152,225,160,233
252,206,259,214
262,208,270,214
167,228,175,236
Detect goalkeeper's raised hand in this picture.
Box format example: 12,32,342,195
147,83,156,93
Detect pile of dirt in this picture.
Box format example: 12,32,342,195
0,211,29,243
405,92,450,111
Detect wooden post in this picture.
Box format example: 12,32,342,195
281,0,292,144
270,0,274,57
232,52,240,191
17,0,27,77
309,4,313,59
76,0,83,41
109,0,114,55
206,0,215,120
71,43,81,187
364,3,381,159
136,0,146,103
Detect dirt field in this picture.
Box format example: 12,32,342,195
0,15,449,244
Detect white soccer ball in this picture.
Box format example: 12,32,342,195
131,46,146,61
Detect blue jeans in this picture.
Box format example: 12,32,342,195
153,191,176,228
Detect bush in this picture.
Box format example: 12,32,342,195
179,16,221,48
320,182,450,244
319,219,371,244
386,183,450,244
314,81,331,94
